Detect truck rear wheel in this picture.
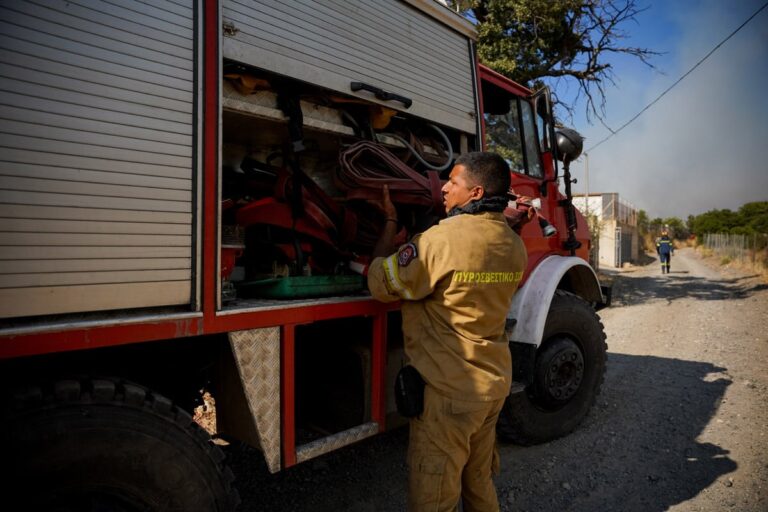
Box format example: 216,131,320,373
3,378,239,511
498,290,607,445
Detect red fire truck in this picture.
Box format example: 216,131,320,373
0,0,607,509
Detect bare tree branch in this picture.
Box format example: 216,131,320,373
450,0,661,123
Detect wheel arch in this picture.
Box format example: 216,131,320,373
499,289,607,444
508,256,603,347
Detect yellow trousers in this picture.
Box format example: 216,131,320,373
407,385,505,512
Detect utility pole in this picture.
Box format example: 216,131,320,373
584,152,589,218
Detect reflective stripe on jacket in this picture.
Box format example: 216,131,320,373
656,236,673,255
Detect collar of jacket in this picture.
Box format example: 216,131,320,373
447,196,508,218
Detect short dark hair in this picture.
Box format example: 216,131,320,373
454,152,510,197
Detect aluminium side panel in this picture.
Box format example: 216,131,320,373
221,0,477,134
0,0,198,319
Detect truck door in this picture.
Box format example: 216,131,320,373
479,67,556,257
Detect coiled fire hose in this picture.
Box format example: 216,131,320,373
377,123,453,172
337,141,445,213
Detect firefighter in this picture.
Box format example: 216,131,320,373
656,230,674,274
367,152,527,511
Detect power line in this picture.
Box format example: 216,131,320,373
587,0,768,153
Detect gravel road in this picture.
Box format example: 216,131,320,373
226,247,768,511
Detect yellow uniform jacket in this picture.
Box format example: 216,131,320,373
368,211,528,401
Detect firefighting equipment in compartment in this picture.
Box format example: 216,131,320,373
234,165,359,271
223,72,271,96
220,225,245,280
328,95,399,131
338,141,445,213
370,106,398,130
231,84,359,276
237,274,365,299
377,123,454,171
220,224,245,302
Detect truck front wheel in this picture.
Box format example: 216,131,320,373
3,378,239,511
497,290,607,445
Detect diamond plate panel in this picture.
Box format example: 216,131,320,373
295,422,380,464
229,328,281,473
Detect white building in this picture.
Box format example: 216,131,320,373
572,193,639,269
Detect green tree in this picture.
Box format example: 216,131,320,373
637,209,649,236
649,217,664,234
446,0,658,122
687,202,767,244
738,201,768,234
690,209,740,236
686,214,695,234
663,217,687,239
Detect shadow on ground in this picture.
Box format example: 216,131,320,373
224,421,409,512
224,355,734,512
634,252,658,266
497,354,735,512
607,270,766,306
603,250,767,307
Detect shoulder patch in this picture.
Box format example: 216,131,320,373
397,243,418,267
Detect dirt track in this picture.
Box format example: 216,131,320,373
226,247,768,511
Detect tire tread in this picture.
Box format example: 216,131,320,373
498,290,608,445
6,376,240,511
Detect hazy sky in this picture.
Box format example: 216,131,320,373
562,0,768,220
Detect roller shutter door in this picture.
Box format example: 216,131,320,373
0,0,197,319
222,0,478,134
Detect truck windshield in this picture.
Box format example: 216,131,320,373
484,98,543,179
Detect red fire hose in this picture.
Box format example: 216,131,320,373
337,141,445,214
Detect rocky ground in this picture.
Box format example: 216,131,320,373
224,247,768,511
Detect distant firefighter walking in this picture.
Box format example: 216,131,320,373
656,231,674,274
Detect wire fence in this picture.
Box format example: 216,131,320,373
702,233,768,267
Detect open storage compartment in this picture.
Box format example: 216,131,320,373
293,317,372,444
216,0,480,310
218,60,478,309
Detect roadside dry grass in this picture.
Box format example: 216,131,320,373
693,243,768,284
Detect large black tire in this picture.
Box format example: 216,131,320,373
498,290,607,445
2,377,239,512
